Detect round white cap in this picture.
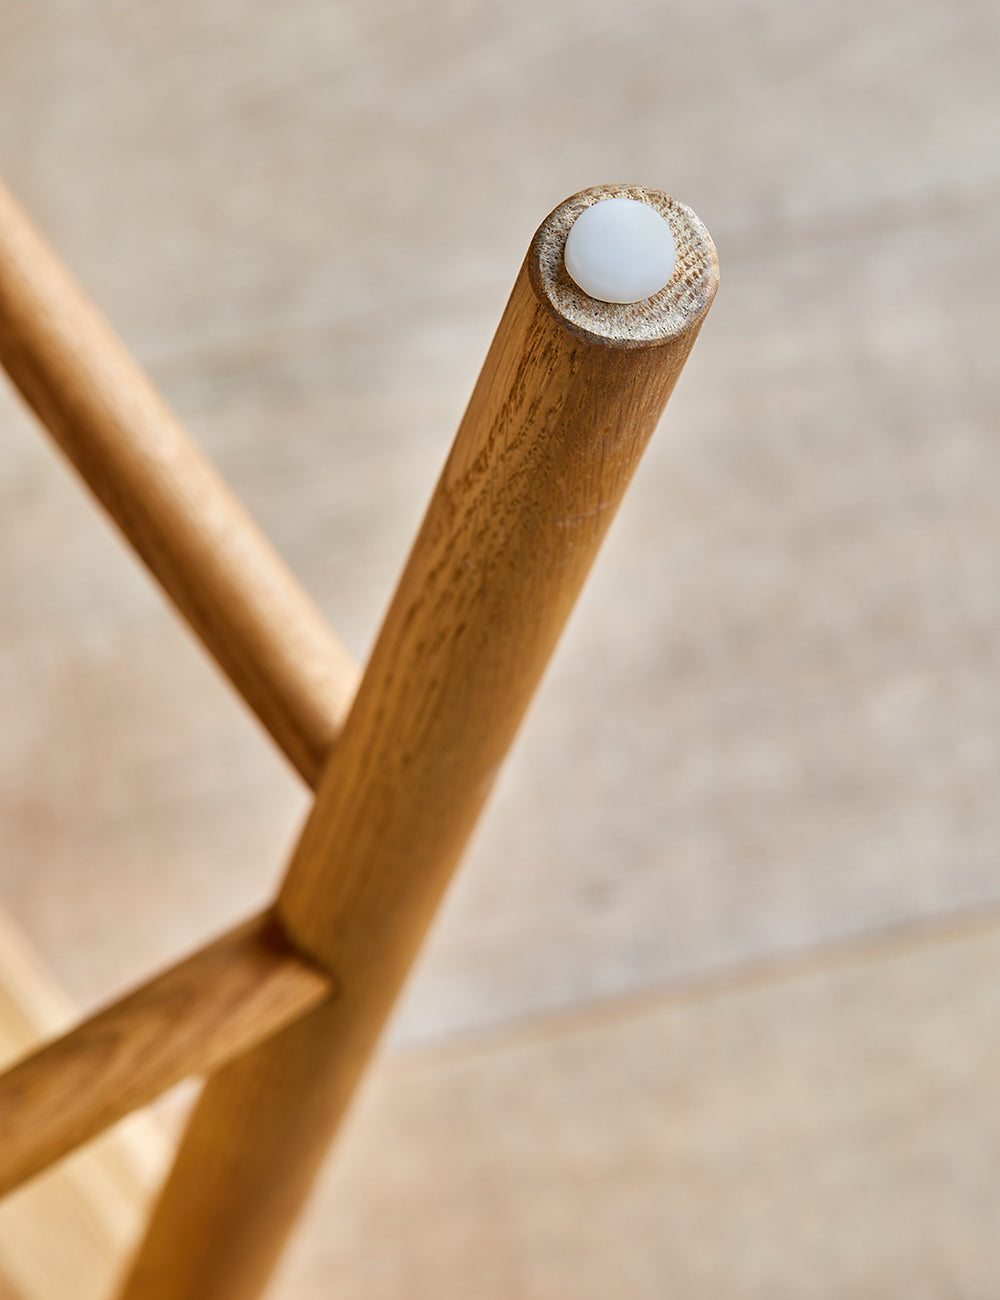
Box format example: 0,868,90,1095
564,197,677,304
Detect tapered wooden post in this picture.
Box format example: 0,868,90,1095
119,185,718,1300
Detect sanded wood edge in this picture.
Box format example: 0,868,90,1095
0,910,333,1201
0,176,360,787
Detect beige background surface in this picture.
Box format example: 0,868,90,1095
0,0,998,1295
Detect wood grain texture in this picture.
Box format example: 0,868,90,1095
0,905,169,1300
116,187,718,1300
0,176,358,787
0,3,998,1293
2,0,998,1047
0,910,331,1200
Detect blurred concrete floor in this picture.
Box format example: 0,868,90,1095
0,0,999,1294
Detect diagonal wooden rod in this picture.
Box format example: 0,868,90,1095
0,903,171,1300
0,178,359,787
0,911,332,1200
119,184,719,1300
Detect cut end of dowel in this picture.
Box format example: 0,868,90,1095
529,185,718,349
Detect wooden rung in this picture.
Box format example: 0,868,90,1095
0,911,331,1200
0,177,360,788
0,904,171,1300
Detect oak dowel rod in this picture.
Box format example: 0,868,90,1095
119,185,718,1300
0,911,332,1199
0,903,172,1300
0,178,359,787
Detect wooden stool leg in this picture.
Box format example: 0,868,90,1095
118,186,718,1300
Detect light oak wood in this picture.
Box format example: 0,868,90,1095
0,177,359,787
3,0,997,1050
0,905,169,1300
0,911,331,1201
119,185,718,1300
0,7,996,1296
